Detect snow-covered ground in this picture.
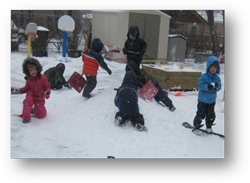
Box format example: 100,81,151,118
10,49,224,158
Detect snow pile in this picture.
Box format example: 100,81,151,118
10,51,224,158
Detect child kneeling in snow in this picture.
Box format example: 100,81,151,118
44,63,71,90
114,71,147,132
12,57,51,123
193,56,221,132
127,61,176,112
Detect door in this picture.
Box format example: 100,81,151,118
129,12,160,59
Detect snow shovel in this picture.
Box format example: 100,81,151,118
67,71,87,93
125,60,158,102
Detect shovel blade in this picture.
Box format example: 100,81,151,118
105,45,120,53
67,71,86,93
139,80,158,101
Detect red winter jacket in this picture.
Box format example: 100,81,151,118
19,74,51,105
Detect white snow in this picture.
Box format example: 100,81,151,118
10,49,224,158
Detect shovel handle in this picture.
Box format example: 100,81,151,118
118,48,139,55
123,58,144,87
127,50,139,54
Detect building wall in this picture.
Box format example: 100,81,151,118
92,10,170,61
167,36,187,61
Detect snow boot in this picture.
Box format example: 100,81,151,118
206,123,215,133
114,116,122,126
22,119,30,124
206,127,213,133
114,113,126,126
135,123,148,132
82,93,92,99
168,105,176,112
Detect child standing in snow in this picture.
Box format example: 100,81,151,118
12,57,51,123
82,38,112,98
114,71,147,132
127,61,176,112
44,63,71,90
123,25,147,71
193,56,221,132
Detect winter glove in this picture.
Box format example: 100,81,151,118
136,75,146,84
214,83,219,90
208,83,215,91
107,68,112,75
139,50,145,58
123,47,127,55
11,89,19,94
64,83,72,89
45,91,50,99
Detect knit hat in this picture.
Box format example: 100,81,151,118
211,61,218,68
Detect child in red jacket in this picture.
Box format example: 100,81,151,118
82,38,112,98
12,57,51,123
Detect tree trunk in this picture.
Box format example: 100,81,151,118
206,10,220,57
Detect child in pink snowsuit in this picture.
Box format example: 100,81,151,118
13,57,51,123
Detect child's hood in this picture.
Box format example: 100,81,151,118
122,71,138,87
127,25,140,39
91,38,104,53
55,63,65,75
22,57,42,77
206,56,220,75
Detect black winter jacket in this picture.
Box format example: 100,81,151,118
124,25,147,65
44,63,68,90
115,71,139,116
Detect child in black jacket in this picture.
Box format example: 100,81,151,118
123,25,147,70
44,63,71,90
114,71,147,132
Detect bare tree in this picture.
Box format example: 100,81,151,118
206,10,220,57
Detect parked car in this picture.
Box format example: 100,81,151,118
11,20,26,44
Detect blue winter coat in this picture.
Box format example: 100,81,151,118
198,56,222,104
115,71,139,116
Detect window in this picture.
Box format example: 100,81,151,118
188,25,199,34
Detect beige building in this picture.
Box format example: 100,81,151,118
92,10,171,62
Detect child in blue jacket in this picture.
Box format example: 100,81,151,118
193,56,221,132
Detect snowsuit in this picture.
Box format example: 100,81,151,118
193,56,221,128
44,63,70,90
124,25,147,70
82,38,112,98
114,71,144,126
19,58,51,121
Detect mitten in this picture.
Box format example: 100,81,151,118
208,83,215,91
107,68,112,75
136,75,146,83
215,83,219,90
123,47,127,55
64,83,72,89
11,89,19,94
139,50,145,58
45,91,50,99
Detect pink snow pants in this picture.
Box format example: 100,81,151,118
21,95,47,120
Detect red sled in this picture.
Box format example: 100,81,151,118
67,71,87,93
139,80,158,101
